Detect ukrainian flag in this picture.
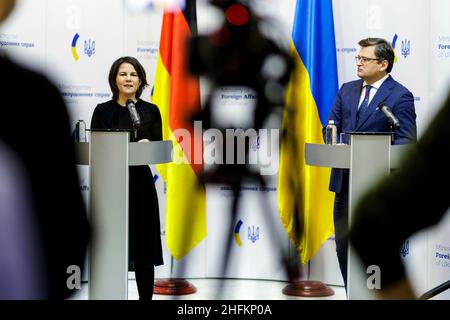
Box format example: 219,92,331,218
278,0,338,264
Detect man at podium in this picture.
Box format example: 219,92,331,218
324,38,417,290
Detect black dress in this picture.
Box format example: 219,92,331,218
90,99,164,270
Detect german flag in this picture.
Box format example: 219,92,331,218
153,0,206,260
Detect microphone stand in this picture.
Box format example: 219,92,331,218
132,123,138,141
389,123,394,143
419,280,450,300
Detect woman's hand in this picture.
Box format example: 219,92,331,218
138,138,150,143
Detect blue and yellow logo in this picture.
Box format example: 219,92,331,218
392,34,411,62
71,33,80,61
71,33,95,61
234,219,243,246
392,34,399,63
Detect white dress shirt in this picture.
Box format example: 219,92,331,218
358,74,390,109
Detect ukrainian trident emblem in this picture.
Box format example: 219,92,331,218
400,239,409,257
84,39,95,58
248,226,260,243
401,39,410,58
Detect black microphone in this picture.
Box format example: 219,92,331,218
379,103,400,129
126,99,141,126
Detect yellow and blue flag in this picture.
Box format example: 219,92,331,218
278,0,338,264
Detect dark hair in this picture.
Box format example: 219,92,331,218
358,38,395,73
108,56,148,100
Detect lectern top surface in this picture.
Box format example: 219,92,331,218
346,131,393,136
89,129,135,132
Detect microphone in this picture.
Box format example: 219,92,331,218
379,103,400,129
126,99,141,126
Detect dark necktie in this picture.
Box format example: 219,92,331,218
356,85,372,125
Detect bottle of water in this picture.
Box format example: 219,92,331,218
325,120,337,145
75,119,87,142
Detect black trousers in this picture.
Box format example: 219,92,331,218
135,261,154,300
333,191,349,290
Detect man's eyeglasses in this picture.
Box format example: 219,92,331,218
355,55,380,63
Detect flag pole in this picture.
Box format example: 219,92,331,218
152,0,200,297
153,255,197,295
279,0,337,299
282,260,334,297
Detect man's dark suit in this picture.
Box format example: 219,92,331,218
326,75,417,287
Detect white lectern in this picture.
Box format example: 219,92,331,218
75,130,172,300
305,132,410,300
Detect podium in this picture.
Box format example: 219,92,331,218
75,130,172,300
305,133,410,299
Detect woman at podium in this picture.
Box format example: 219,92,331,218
91,56,163,300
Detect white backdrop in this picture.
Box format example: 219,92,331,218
1,0,449,299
